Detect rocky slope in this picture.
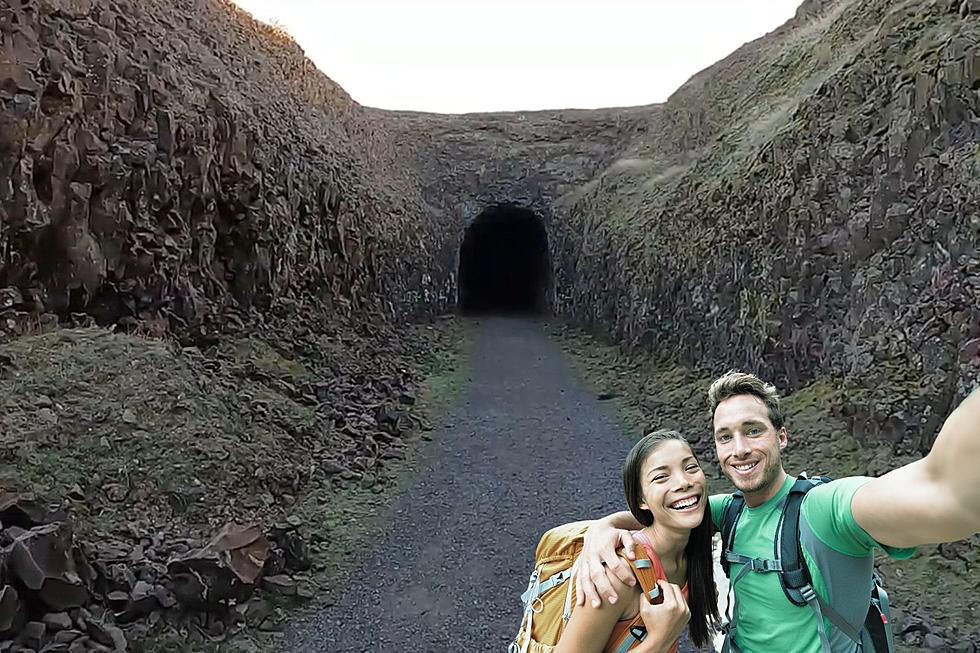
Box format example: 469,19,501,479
0,0,449,342
0,0,459,650
550,0,980,451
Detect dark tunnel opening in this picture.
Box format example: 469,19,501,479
457,204,551,315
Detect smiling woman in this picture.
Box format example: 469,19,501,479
510,430,719,653
228,0,804,113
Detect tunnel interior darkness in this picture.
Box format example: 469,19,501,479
458,204,551,314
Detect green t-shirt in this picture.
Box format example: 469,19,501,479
710,475,915,653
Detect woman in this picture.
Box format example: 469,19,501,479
555,430,719,653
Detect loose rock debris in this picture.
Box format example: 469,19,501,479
0,492,318,652
0,310,457,651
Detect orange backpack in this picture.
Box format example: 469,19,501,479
509,521,666,653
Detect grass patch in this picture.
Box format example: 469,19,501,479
0,328,299,532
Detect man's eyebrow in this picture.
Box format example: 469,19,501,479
715,419,764,435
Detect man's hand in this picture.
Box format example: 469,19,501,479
575,520,637,608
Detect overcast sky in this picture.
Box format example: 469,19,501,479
230,0,803,114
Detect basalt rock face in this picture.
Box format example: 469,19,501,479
548,0,980,449
0,0,446,341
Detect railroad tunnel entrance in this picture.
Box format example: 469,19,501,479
457,204,551,314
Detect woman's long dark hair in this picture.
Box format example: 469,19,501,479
623,430,720,649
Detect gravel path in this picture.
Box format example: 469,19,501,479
281,318,705,652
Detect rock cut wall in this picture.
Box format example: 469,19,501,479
0,0,449,340
550,0,980,448
4,0,978,453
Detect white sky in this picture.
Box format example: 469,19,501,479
230,0,803,114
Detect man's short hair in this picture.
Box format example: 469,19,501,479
707,370,785,429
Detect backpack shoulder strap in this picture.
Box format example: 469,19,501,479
604,543,665,653
719,491,745,579
776,474,832,605
626,544,663,603
778,475,874,651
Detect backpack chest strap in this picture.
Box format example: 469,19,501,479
721,555,787,653
724,552,783,573
723,555,860,653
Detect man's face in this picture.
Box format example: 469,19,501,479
712,394,787,496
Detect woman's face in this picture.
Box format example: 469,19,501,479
637,439,708,530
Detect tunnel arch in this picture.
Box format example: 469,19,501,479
457,203,551,314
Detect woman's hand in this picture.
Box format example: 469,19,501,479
637,581,690,652
574,520,637,608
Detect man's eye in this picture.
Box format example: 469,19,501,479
749,428,761,435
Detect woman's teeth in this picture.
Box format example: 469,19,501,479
669,495,700,510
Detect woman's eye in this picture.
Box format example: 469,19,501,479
686,465,699,472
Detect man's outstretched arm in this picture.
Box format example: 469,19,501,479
853,386,980,548
574,512,643,608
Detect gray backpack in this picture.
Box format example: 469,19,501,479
718,474,895,653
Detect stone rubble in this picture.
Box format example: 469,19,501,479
0,492,318,652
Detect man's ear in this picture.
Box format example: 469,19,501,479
778,426,788,450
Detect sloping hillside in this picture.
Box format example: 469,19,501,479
553,0,980,450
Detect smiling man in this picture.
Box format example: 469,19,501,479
575,371,980,653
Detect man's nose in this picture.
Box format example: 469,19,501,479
733,434,752,457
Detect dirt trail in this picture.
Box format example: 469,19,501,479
280,317,705,652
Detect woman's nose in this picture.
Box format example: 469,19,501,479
673,474,693,491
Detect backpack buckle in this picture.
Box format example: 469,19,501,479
799,584,816,602
749,558,780,572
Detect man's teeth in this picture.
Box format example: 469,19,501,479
670,496,700,510
733,462,758,472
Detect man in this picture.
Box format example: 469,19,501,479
576,371,980,652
